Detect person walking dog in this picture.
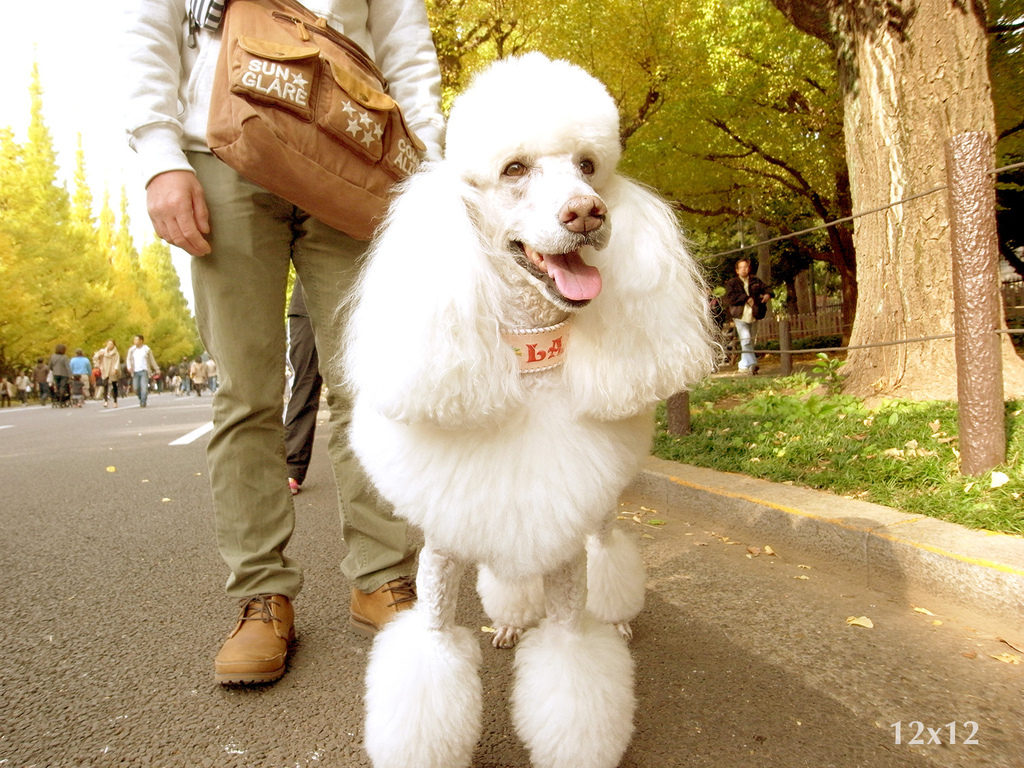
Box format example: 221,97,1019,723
125,0,444,685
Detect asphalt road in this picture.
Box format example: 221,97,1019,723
1,395,1021,767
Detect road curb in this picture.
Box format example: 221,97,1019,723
628,456,1024,633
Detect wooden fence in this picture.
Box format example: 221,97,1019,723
757,303,846,342
754,278,1022,343
1004,278,1024,328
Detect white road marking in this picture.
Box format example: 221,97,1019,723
170,421,214,446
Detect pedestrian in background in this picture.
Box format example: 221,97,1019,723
725,258,773,375
15,371,31,405
179,356,193,396
32,358,51,405
97,339,122,408
205,357,218,393
49,344,72,407
70,349,93,401
0,376,13,407
189,356,208,396
126,335,160,408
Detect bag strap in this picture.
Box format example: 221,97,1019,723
189,0,227,31
267,0,390,92
188,0,389,92
187,0,226,47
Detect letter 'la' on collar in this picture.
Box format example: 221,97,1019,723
501,319,572,374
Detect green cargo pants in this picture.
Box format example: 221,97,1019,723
188,151,416,599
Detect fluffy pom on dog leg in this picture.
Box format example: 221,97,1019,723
511,615,636,768
586,527,646,638
477,566,545,648
364,609,483,768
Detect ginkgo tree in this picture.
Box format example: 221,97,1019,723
426,0,857,321
0,64,198,378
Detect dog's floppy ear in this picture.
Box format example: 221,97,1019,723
564,176,717,420
343,164,523,428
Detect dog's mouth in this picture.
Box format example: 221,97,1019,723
514,243,602,306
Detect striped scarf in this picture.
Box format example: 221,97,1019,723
188,0,227,31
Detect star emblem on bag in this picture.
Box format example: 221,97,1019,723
340,99,384,154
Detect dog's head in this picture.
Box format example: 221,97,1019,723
347,54,715,428
444,53,622,311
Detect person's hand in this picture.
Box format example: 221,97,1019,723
147,170,212,257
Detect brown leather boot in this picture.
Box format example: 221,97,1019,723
214,594,295,685
349,577,416,637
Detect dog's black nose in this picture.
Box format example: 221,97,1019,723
559,196,606,234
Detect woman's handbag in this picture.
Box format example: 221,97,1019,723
206,0,426,240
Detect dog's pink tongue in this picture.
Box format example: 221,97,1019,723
544,251,602,301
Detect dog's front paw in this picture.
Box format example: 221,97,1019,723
491,625,524,649
614,621,633,641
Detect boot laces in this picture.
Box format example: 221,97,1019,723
238,594,280,624
384,577,416,608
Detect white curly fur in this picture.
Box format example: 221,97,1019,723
586,527,647,638
364,610,482,768
346,53,715,768
512,615,636,768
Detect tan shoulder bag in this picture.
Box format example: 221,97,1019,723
206,0,426,240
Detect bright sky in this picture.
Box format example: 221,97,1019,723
0,0,195,310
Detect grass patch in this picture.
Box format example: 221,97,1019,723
654,373,1024,534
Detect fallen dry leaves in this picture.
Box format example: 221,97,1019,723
617,504,667,529
997,637,1024,654
882,440,937,460
989,653,1021,664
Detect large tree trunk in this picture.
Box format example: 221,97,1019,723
820,218,857,336
774,0,1024,399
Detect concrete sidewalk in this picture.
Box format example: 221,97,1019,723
629,456,1024,634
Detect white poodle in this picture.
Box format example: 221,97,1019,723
345,53,715,768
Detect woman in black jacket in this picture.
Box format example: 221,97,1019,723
724,258,772,374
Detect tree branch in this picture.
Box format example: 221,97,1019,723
668,200,743,217
706,117,816,196
768,0,835,46
999,120,1024,141
990,21,1024,33
619,84,664,146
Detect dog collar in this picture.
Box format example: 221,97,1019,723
501,319,572,373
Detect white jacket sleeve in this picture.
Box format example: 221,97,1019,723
124,0,444,180
367,0,445,161
123,0,197,186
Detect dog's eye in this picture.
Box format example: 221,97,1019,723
579,158,596,175
502,162,527,178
